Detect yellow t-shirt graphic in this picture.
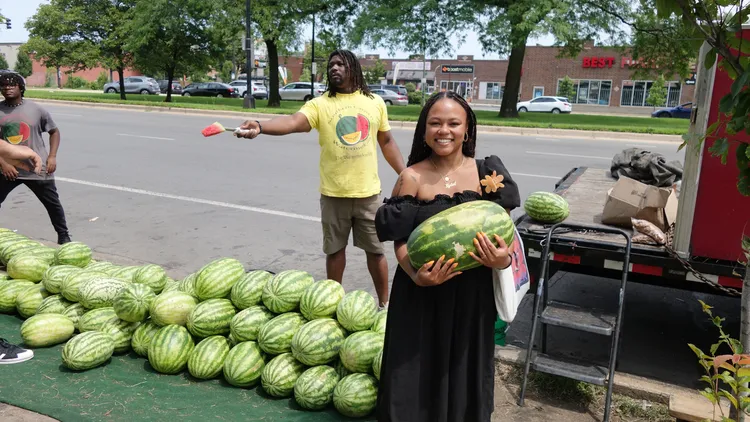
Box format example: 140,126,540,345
299,91,391,198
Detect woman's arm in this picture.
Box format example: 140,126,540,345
394,241,418,282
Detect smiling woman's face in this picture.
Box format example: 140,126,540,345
424,98,468,157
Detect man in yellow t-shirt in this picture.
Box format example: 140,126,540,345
235,49,406,307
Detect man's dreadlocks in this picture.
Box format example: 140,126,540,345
326,49,373,99
0,72,26,97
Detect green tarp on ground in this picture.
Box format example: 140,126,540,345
0,314,370,421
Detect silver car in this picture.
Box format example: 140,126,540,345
372,89,408,106
279,82,326,101
103,77,160,95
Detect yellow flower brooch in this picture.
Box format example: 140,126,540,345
480,170,505,193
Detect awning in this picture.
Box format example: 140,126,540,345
385,70,435,81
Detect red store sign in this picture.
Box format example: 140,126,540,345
582,57,615,68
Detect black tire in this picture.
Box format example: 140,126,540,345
551,108,561,114
303,95,313,102
242,92,247,98
658,112,672,118
217,93,224,98
182,92,191,96
106,88,116,93
385,100,393,105
139,89,149,95
518,107,527,112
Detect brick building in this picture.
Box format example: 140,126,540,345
280,41,696,113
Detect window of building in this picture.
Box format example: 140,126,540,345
621,80,682,107
556,79,612,105
533,86,544,98
484,82,503,100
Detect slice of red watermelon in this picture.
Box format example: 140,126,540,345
201,122,232,137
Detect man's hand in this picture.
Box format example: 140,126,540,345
1,161,19,181
46,156,57,174
234,120,260,139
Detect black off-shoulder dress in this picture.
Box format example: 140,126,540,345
374,155,521,422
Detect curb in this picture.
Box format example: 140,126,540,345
495,345,729,421
31,98,682,143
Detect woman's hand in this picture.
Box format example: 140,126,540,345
469,232,511,269
413,255,462,287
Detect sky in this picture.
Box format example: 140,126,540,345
0,0,556,60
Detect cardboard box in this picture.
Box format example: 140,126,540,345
601,176,678,232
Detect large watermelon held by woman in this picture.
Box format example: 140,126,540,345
406,200,515,272
524,191,570,223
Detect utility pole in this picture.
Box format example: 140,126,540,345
243,0,256,109
310,15,315,99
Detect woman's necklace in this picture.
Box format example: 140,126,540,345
430,155,465,189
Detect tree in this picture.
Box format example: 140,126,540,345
557,76,576,101
0,54,7,70
363,59,386,84
300,29,342,83
126,0,226,102
14,50,33,77
645,74,667,109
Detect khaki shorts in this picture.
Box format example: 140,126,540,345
320,194,384,255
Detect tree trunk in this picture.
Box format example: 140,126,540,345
117,67,126,100
498,28,530,118
165,64,175,103
55,67,62,89
266,38,281,108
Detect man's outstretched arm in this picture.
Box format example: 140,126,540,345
235,112,312,139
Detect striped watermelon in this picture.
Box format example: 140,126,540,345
262,270,314,314
131,320,160,357
54,242,92,267
15,284,49,318
1,240,42,265
21,313,75,347
339,330,384,374
178,273,198,298
78,307,118,332
60,270,110,303
294,365,340,410
101,318,140,354
62,331,115,371
334,358,351,379
300,279,345,321
257,312,307,355
149,290,198,327
42,265,81,294
78,277,130,310
336,290,378,332
113,283,156,322
161,280,180,293
406,200,516,272
85,261,116,273
133,264,168,294
291,318,347,366
7,254,50,282
230,270,273,309
187,335,231,380
25,247,56,265
261,353,307,398
37,294,73,315
524,191,570,223
111,266,140,282
228,333,238,347
371,310,387,334
223,341,266,387
194,258,245,301
63,303,86,327
148,324,195,374
229,305,274,342
372,349,383,380
0,279,35,313
186,298,236,338
333,373,378,417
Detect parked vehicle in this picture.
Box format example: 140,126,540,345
279,82,326,101
368,84,408,96
371,89,408,106
157,80,183,94
651,102,693,119
228,80,268,99
103,77,161,95
181,82,238,98
516,96,572,114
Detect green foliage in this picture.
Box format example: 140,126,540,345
690,301,750,421
408,91,424,105
557,76,576,101
219,61,233,83
404,83,416,93
14,51,33,77
301,30,341,83
646,75,667,108
89,72,109,91
0,53,7,70
63,75,88,89
362,59,386,84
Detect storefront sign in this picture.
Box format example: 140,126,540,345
582,57,615,68
620,57,659,69
441,64,475,74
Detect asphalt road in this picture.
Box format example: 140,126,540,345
2,101,734,390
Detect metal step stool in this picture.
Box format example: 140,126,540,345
517,222,632,422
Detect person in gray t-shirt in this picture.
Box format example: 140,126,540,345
0,72,71,244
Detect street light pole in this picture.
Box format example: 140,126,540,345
243,0,256,109
310,15,315,100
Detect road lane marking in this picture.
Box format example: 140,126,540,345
535,137,560,141
526,151,610,160
55,177,322,222
116,133,175,141
52,113,83,117
512,172,561,180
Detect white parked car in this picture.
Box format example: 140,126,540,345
228,80,268,99
372,89,408,106
516,96,572,114
279,82,326,101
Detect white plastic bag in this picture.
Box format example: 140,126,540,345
493,226,530,323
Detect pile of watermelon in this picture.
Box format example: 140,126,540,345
0,228,386,418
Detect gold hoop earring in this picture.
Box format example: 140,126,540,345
464,133,469,142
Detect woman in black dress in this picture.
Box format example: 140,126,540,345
374,91,521,422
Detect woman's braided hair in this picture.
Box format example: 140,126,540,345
406,91,477,166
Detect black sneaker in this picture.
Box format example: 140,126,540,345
58,233,71,245
0,338,34,364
